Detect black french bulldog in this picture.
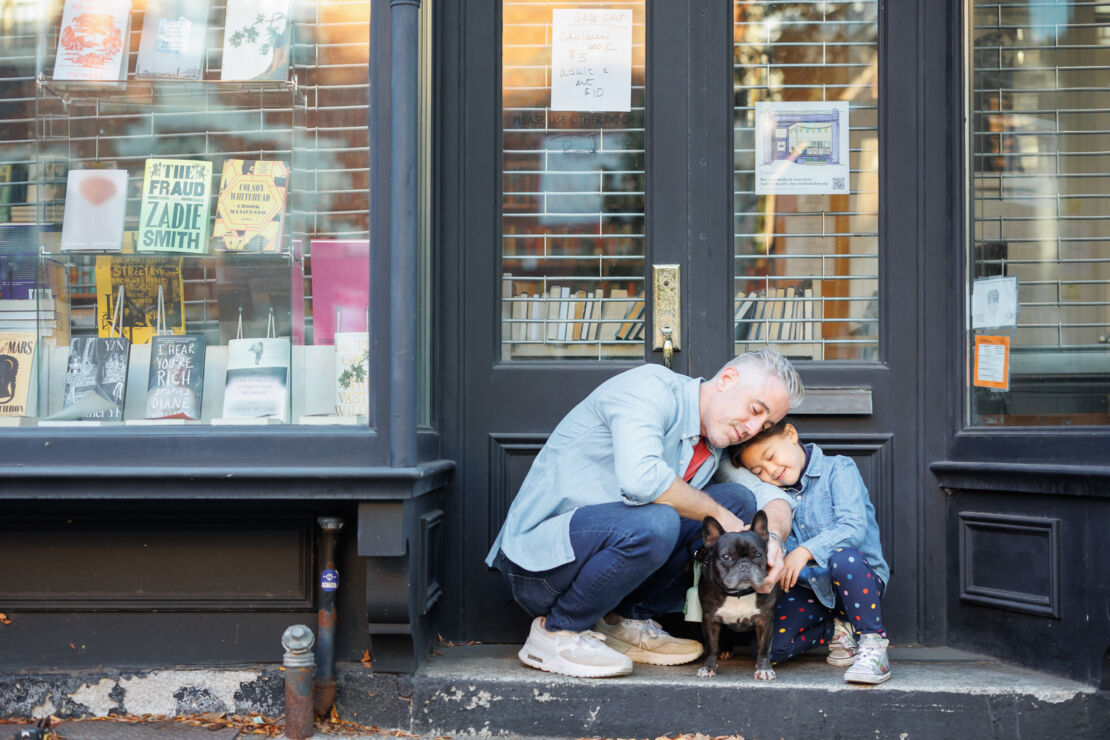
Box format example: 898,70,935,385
695,510,782,680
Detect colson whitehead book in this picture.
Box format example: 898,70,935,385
53,0,133,82
211,159,290,253
60,169,128,251
0,332,36,416
146,334,205,419
220,0,292,82
137,158,212,254
94,255,185,345
135,0,212,80
62,336,130,421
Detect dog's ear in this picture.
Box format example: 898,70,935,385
702,516,724,547
751,509,769,538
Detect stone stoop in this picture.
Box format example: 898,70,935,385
335,644,1110,740
2,646,1107,739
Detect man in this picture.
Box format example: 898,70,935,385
486,350,805,678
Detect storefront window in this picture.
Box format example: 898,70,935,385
968,0,1110,426
499,1,646,361
0,1,372,427
732,0,880,362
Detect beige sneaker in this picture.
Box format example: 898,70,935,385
518,617,633,678
827,618,858,666
594,617,704,666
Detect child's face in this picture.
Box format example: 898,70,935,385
738,423,806,487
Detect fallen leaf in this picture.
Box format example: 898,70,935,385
0,612,11,625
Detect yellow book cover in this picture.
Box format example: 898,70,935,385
0,332,35,416
211,159,290,253
95,255,185,345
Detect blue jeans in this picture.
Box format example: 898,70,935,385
495,482,757,632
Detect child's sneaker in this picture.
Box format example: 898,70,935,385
844,633,891,684
826,618,858,666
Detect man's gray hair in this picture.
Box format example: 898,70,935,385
717,349,805,408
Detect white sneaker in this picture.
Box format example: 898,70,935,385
593,617,704,666
827,618,858,666
844,633,892,684
517,617,633,678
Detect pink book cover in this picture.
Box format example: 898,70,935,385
309,239,370,346
291,239,304,345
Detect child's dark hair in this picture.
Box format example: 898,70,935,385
727,419,792,467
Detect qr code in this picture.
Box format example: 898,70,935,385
832,177,846,191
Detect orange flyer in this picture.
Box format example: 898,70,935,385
973,335,1010,390
211,159,290,253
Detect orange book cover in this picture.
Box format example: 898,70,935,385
211,159,290,253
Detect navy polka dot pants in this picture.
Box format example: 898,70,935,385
769,547,886,664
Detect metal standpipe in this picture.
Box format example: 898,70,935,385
281,624,316,740
313,516,344,718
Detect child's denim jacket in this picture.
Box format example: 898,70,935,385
785,443,890,609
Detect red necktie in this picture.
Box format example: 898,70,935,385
683,437,711,482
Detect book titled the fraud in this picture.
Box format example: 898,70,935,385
0,332,35,416
60,169,128,251
146,334,205,420
53,0,133,82
61,336,130,421
135,0,212,80
94,255,185,345
222,336,290,423
220,0,292,82
333,331,368,418
309,239,370,346
211,159,290,253
137,158,213,254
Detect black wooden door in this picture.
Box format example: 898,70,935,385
444,0,924,646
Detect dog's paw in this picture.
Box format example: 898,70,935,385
753,667,776,681
696,666,717,678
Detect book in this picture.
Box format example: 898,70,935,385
222,336,290,422
556,285,572,342
0,332,35,416
571,290,587,341
211,159,290,253
135,0,211,80
53,0,132,82
511,291,528,342
598,287,629,341
544,288,561,342
145,334,205,420
734,290,758,341
616,297,645,341
95,255,185,344
60,169,128,252
137,158,213,254
333,331,369,417
527,294,545,341
309,239,370,345
61,336,130,421
588,287,604,341
220,0,292,82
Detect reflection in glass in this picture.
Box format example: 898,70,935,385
733,1,879,361
968,1,1110,426
500,1,647,361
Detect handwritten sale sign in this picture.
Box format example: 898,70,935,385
550,9,632,113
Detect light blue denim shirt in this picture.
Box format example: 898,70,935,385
786,443,890,608
485,364,793,573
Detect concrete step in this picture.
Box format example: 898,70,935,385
337,644,1110,740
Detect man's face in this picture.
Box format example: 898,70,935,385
701,368,791,448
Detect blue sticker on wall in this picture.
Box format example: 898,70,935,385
321,568,339,591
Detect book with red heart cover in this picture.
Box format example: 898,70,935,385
60,169,129,252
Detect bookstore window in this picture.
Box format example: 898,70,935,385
967,0,1110,427
0,1,374,428
732,1,880,362
499,1,647,361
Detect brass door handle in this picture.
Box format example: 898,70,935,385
653,264,681,367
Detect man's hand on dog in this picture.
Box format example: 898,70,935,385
760,536,785,593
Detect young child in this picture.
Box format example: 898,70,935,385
737,420,892,684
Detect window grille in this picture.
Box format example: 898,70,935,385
732,0,880,362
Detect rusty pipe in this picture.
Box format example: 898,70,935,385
282,624,316,740
313,516,344,718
